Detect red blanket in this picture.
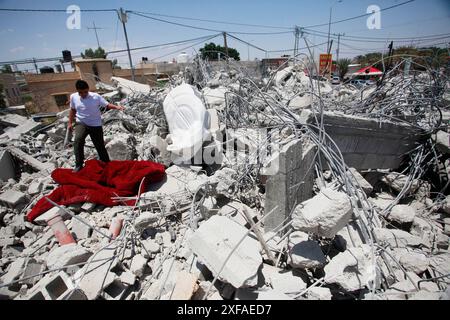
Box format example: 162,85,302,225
27,159,166,222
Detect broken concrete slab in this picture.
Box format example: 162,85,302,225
308,287,332,300
288,231,326,269
46,243,92,270
263,139,316,232
130,254,148,278
348,168,373,195
187,215,262,288
170,270,199,300
324,244,376,292
292,187,352,238
0,189,26,209
374,228,423,248
218,201,258,228
385,205,416,224
75,246,118,300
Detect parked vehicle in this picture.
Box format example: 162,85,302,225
331,76,340,84
349,79,366,87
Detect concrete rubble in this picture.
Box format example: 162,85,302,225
0,54,449,300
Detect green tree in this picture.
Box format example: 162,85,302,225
1,64,13,73
336,58,352,80
112,59,121,69
199,42,240,61
81,47,106,59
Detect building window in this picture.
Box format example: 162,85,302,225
54,94,68,107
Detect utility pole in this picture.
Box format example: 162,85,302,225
335,32,344,62
32,58,38,74
87,21,103,48
293,26,300,64
223,32,229,60
118,8,135,81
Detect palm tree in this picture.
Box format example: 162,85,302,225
336,58,351,80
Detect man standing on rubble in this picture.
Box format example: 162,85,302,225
68,79,125,172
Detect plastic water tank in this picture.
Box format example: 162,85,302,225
163,83,210,162
177,52,189,64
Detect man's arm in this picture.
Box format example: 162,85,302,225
68,108,76,131
106,103,125,111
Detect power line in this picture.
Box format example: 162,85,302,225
303,0,416,28
0,8,117,12
131,10,292,30
305,29,450,41
128,11,293,35
226,34,267,52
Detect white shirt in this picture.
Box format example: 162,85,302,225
70,92,108,127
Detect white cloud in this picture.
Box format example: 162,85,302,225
37,33,45,38
0,28,14,34
10,46,25,53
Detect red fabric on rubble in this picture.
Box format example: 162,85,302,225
26,159,166,222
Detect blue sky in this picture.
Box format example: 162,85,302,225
0,0,449,72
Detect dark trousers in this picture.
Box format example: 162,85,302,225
74,122,110,167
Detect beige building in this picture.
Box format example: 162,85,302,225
0,73,22,107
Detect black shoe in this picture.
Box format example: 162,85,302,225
73,165,83,173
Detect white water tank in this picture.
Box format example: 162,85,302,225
177,52,189,64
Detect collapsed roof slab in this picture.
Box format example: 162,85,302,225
299,110,423,170
7,146,54,173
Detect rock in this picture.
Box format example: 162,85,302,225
409,291,443,300
434,130,450,154
209,168,238,197
130,254,148,277
21,259,45,286
257,289,293,300
410,217,435,247
385,205,416,224
27,180,43,196
442,195,450,214
141,239,160,257
381,172,419,193
119,271,136,286
106,133,136,160
46,243,92,269
292,188,352,238
72,218,92,240
308,287,332,300
396,249,429,274
170,271,199,300
269,270,307,296
187,215,262,288
76,246,118,300
348,168,373,195
369,193,395,211
218,201,258,228
374,228,422,248
324,244,376,292
429,253,450,277
134,212,159,232
288,231,326,269
288,94,312,110
0,190,26,209
1,257,25,285
443,218,450,236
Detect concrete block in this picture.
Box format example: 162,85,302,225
288,231,326,269
119,271,136,286
374,228,423,248
308,287,332,300
218,201,258,228
72,218,92,240
324,244,375,291
76,246,118,299
0,190,26,209
264,139,316,232
24,271,75,300
170,271,199,300
33,206,71,226
348,168,373,195
187,215,262,288
22,259,45,286
102,279,129,300
130,254,148,277
81,202,96,211
46,243,92,270
292,188,352,238
27,181,43,196
385,205,416,224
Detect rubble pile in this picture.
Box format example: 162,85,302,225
0,55,449,300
